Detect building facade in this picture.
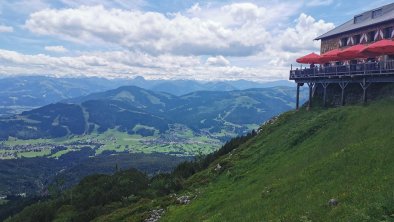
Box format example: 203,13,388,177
290,3,394,109
316,3,394,54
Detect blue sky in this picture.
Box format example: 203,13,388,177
0,0,393,81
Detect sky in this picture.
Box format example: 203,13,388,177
0,0,393,81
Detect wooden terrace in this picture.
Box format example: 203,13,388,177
289,60,394,109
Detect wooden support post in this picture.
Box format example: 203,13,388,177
339,82,349,106
307,82,315,109
312,83,317,97
379,62,382,74
321,83,329,107
360,79,371,104
296,83,300,110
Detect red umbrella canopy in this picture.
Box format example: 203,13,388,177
296,52,321,64
338,44,368,60
320,48,342,63
362,39,394,55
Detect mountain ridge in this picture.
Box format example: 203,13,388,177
0,75,293,116
0,85,301,141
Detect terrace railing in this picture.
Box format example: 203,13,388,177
289,60,394,80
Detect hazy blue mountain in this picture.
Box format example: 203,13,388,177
0,76,126,116
0,85,303,141
0,75,293,116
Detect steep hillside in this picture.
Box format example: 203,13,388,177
7,98,394,221
161,99,394,221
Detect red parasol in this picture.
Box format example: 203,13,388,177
296,52,321,64
337,44,368,60
320,49,343,63
361,39,394,55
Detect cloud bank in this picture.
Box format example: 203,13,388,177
0,2,334,81
44,45,68,53
0,25,13,33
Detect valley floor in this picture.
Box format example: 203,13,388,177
0,126,227,160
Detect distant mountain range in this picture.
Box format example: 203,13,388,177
0,85,302,141
0,83,303,198
0,80,303,199
0,75,293,116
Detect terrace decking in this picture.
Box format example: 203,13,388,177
289,60,394,109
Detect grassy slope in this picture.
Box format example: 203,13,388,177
159,99,394,222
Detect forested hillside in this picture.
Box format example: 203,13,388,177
0,86,299,141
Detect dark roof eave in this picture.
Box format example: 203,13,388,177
314,18,394,41
314,18,354,40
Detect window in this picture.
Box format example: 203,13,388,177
384,27,393,39
354,15,363,24
372,9,383,18
353,34,361,44
341,37,348,47
368,31,376,42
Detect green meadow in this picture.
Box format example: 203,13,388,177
2,126,224,159
161,99,394,221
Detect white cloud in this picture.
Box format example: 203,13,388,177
187,3,201,15
306,0,334,7
59,0,147,10
0,49,286,81
224,12,334,78
24,4,278,56
44,45,68,53
0,25,13,33
0,0,50,17
277,13,334,53
10,2,334,81
221,3,263,24
206,55,230,66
